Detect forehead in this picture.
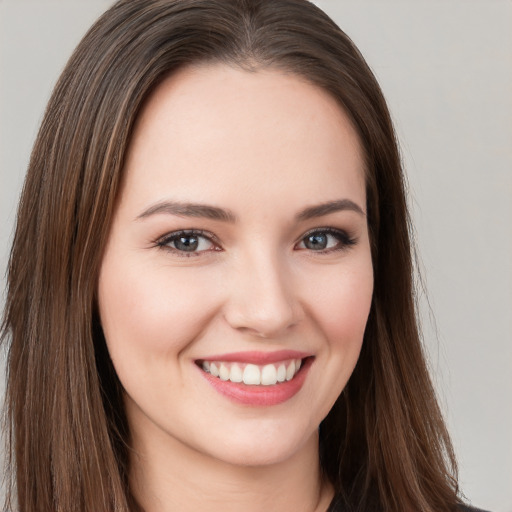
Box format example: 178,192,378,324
121,64,366,216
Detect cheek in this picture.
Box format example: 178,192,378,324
295,257,373,424
304,261,373,348
97,255,222,371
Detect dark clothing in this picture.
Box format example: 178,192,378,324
327,495,490,512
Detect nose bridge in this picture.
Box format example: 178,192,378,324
224,245,300,337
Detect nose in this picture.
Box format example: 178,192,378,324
223,250,303,338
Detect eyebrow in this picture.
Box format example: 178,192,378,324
296,199,365,220
136,200,237,223
136,198,365,223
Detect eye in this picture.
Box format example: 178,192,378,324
295,228,356,253
156,230,219,256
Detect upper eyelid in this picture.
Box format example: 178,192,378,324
299,226,346,236
295,226,350,242
157,229,219,243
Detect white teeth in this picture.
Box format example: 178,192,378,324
286,361,296,381
243,364,261,385
229,363,243,383
261,364,277,386
210,362,219,377
276,364,286,382
200,358,305,385
219,363,230,381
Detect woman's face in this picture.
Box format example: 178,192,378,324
98,64,373,467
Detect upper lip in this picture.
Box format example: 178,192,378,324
196,350,312,365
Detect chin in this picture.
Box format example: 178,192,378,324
196,417,320,468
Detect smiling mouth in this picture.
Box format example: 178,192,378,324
197,358,307,386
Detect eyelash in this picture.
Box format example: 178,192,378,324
297,227,357,254
155,227,357,257
155,230,220,258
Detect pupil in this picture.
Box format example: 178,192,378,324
306,234,327,250
175,235,198,251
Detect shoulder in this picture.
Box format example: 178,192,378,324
459,506,492,512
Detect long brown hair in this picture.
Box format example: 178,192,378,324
2,0,459,510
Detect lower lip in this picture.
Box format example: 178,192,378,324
197,358,313,406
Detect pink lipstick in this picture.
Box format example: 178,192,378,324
195,351,313,406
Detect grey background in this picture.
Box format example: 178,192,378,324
1,1,511,510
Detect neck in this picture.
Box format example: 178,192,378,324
129,419,333,512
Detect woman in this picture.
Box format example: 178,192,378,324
1,0,486,511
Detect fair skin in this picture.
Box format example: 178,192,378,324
98,64,373,512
